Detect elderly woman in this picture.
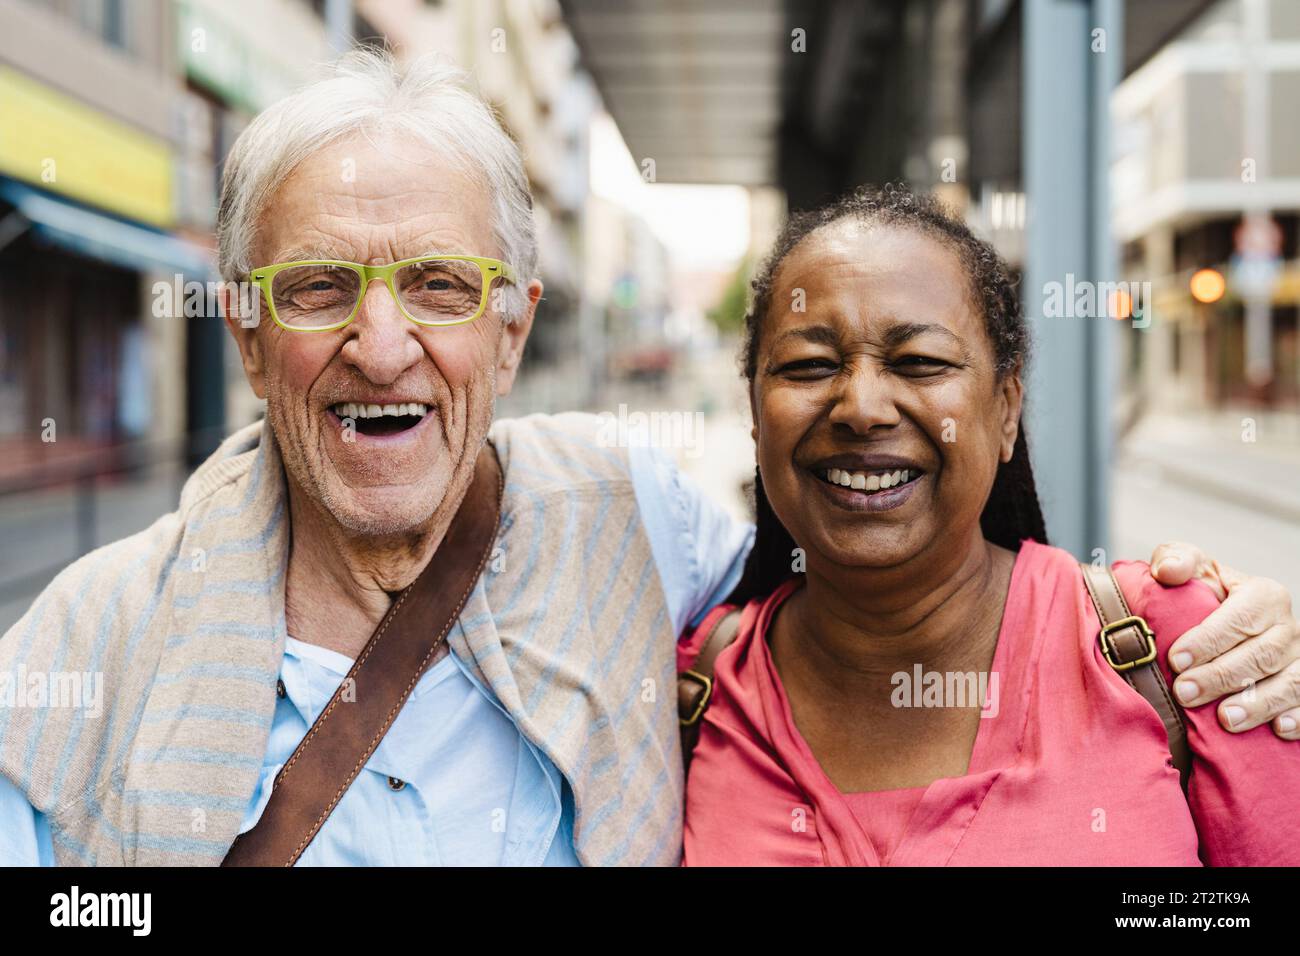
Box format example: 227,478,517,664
0,53,1297,867
680,186,1300,866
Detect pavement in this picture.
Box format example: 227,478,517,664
1112,409,1300,601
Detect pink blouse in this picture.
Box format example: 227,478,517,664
842,788,926,865
679,541,1300,866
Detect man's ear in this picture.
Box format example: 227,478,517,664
495,279,541,397
221,284,268,401
998,367,1024,463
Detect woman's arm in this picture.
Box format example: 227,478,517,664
1115,560,1300,865
1146,542,1300,738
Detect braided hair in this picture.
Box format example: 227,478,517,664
728,183,1048,606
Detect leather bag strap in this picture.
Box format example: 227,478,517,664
1079,561,1192,792
222,444,503,866
678,607,742,771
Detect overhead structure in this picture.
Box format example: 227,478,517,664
559,0,786,185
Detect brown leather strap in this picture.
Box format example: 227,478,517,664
678,607,742,771
1079,562,1192,792
222,444,503,866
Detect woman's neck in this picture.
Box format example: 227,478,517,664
789,534,1010,676
769,532,1016,789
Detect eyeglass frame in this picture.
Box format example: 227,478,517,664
246,254,518,332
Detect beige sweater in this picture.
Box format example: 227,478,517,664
0,413,683,865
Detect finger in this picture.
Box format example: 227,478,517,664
1166,580,1276,675
1274,708,1300,740
1149,542,1203,587
1214,660,1300,733
1173,620,1288,708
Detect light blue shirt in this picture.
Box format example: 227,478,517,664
0,442,752,865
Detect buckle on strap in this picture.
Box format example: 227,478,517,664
1100,615,1157,672
678,670,714,727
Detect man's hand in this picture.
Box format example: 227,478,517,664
1149,542,1300,740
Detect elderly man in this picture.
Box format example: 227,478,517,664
1,51,1298,866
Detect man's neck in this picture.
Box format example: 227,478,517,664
281,474,468,659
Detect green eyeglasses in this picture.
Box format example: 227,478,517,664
247,254,518,332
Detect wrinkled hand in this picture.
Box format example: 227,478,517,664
1148,542,1300,740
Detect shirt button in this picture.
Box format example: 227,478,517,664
387,776,406,792
276,679,287,699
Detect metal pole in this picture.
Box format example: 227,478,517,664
1242,0,1273,387
325,0,353,55
1022,0,1121,559
1090,0,1123,560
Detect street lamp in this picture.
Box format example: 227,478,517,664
1190,268,1226,304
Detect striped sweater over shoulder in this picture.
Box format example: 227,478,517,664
0,412,683,865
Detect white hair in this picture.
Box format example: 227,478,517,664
217,49,537,320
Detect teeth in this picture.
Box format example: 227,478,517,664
823,467,916,491
331,402,429,419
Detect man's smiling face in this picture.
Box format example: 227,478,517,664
228,129,528,536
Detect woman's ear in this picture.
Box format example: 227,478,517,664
998,368,1024,463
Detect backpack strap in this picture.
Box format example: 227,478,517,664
1079,562,1192,792
678,607,743,771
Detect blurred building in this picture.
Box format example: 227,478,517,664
0,0,204,481
1112,0,1300,412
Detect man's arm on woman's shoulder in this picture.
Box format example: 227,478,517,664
1145,542,1300,739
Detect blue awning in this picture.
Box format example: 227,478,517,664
0,178,214,277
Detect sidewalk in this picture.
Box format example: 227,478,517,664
1111,408,1300,602
1117,410,1300,524
0,464,186,632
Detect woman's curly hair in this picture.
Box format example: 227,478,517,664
728,183,1048,606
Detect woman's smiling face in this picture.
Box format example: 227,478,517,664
751,218,1023,570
